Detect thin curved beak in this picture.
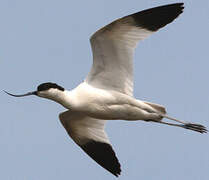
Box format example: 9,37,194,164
3,90,37,97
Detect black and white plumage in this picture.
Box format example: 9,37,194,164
5,3,207,177
59,111,121,176
86,3,184,96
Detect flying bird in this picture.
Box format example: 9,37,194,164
5,3,207,177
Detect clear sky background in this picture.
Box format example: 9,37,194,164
1,0,209,179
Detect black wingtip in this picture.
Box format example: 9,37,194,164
131,3,184,31
80,141,121,177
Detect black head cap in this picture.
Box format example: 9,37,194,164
37,82,64,92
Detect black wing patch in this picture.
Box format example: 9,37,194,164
80,141,121,177
130,3,184,31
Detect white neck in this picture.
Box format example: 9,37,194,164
37,89,72,109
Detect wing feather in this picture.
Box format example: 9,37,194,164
59,111,121,176
85,3,184,96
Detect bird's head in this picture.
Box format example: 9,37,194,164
4,82,65,100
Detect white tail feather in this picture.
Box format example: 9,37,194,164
143,101,166,114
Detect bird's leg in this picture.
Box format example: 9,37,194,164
146,119,207,134
162,115,190,124
162,115,207,133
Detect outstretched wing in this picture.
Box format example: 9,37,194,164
59,111,121,177
85,3,184,96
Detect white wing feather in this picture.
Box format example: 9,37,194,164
85,3,184,96
86,17,152,96
59,110,109,145
59,111,121,176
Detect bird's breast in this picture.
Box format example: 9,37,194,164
66,82,143,120
67,83,118,115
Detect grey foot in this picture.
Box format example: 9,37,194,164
182,123,208,134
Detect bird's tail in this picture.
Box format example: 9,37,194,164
143,101,166,114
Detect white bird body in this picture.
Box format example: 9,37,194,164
5,3,207,177
40,82,162,120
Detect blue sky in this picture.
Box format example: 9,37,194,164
1,0,209,179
